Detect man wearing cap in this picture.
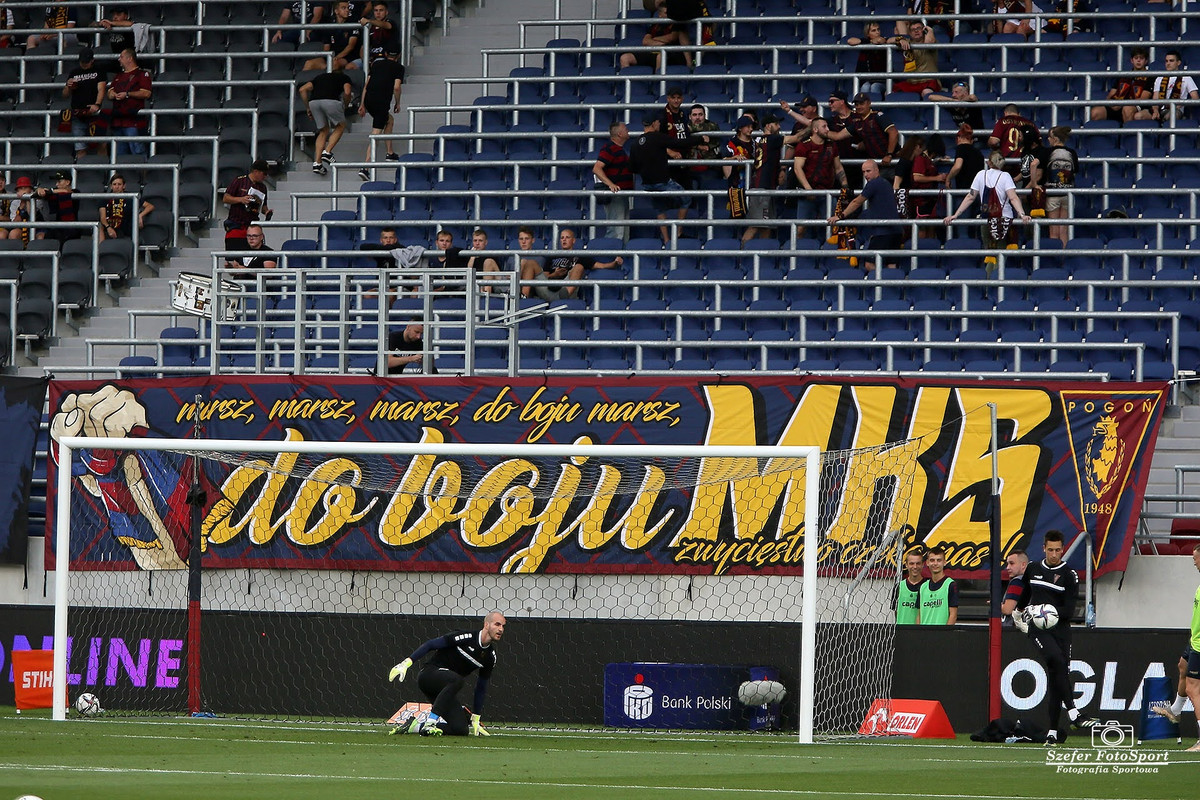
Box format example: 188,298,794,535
593,121,634,241
222,160,273,248
848,93,898,168
34,172,79,242
106,48,152,156
659,86,696,192
93,5,141,58
357,45,406,180
792,118,848,240
64,48,108,159
629,114,712,243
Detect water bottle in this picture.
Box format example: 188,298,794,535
1086,602,1096,628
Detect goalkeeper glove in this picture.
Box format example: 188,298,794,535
469,713,490,736
388,657,413,682
1012,609,1030,634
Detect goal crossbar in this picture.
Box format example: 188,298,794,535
52,436,822,740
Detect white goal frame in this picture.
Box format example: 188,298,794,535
53,436,821,740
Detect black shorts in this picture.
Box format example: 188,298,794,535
1188,650,1200,680
363,98,392,130
1183,645,1195,662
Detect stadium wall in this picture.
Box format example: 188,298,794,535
0,602,1187,733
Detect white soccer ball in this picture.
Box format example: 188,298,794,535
74,692,101,716
738,680,787,706
1027,603,1060,630
14,795,45,800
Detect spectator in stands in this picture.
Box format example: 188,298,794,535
360,226,399,272
63,48,107,161
845,21,888,100
658,86,696,192
99,172,153,242
688,104,723,190
629,114,711,244
593,121,634,242
428,229,469,291
386,323,433,374
988,103,1039,159
514,226,543,298
893,135,944,238
358,1,399,64
888,18,940,97
925,80,984,131
467,228,508,293
92,5,147,60
224,224,279,273
300,63,353,175
1091,46,1153,124
722,114,755,227
849,93,899,169
737,115,786,243
902,1,958,39
0,174,12,240
0,1,14,49
521,228,613,302
7,176,35,244
780,96,820,143
303,0,361,72
25,3,76,51
829,159,901,269
619,2,692,70
1028,125,1077,247
106,48,152,156
944,149,1032,256
1151,50,1199,122
945,124,985,192
993,0,1045,37
223,159,272,248
273,1,326,44
356,46,405,180
33,172,78,242
792,118,849,240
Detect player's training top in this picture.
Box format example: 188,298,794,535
1017,559,1079,623
412,630,497,680
1191,583,1200,651
918,577,957,624
896,578,924,625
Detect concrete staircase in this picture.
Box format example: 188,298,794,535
21,0,601,377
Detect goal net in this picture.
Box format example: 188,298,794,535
51,436,921,740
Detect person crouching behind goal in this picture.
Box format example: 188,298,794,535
1013,530,1098,744
388,612,506,736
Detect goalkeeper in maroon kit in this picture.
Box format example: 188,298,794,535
388,612,506,736
1014,531,1098,743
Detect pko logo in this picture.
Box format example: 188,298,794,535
624,674,654,720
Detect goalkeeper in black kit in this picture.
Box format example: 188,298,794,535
387,612,506,736
1014,530,1098,744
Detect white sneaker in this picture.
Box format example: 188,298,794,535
312,162,323,174
1152,703,1181,724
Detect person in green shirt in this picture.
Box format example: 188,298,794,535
919,546,958,625
896,548,926,625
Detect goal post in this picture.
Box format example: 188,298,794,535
51,435,913,738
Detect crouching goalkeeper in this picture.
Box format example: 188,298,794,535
388,612,506,736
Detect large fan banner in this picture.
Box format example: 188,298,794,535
46,376,1167,577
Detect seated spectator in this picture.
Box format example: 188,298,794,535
302,0,361,71
903,1,958,39
33,172,79,242
1151,50,1199,122
993,0,1045,38
1090,46,1153,124
99,173,153,242
466,228,507,293
361,226,400,269
925,80,984,131
893,135,944,237
273,1,325,45
224,224,279,273
106,48,152,156
0,1,15,49
521,228,621,302
63,48,108,160
514,226,544,298
845,21,888,100
428,229,469,292
619,2,693,70
7,176,36,243
91,5,149,64
0,173,13,239
1028,125,1077,247
26,3,77,51
888,18,940,97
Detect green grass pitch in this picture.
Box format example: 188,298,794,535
1,709,1196,800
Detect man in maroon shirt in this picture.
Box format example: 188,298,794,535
792,118,848,240
106,48,151,155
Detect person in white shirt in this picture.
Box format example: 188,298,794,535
944,150,1031,255
1152,49,1200,122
